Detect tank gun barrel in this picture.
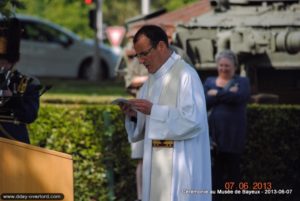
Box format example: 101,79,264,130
276,31,300,54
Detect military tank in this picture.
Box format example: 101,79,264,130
175,0,300,103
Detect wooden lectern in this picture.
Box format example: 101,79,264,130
0,137,73,201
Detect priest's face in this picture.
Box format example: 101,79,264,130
134,35,163,74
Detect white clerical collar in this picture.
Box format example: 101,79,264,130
152,52,181,79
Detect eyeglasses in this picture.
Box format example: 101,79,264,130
135,47,153,58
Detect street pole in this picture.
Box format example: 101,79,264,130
141,0,150,15
91,0,103,81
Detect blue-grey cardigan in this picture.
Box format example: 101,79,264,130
204,75,250,153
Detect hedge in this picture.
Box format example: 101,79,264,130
28,104,300,201
240,104,300,201
28,104,135,201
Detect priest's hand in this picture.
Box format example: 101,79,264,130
130,99,153,115
119,102,137,117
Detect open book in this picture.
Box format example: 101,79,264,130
111,98,138,112
111,98,130,105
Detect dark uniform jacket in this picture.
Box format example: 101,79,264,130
0,70,40,144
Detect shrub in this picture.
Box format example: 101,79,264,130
29,104,135,201
28,104,300,201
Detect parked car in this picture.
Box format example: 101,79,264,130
12,14,119,80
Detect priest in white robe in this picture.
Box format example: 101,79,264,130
120,25,212,201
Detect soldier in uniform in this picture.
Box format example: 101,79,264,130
0,17,40,144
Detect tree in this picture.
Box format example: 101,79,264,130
15,0,199,38
16,0,94,38
0,0,24,17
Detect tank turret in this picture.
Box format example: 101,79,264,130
175,0,300,103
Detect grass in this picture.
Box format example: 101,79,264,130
39,78,131,104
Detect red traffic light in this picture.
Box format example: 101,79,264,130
85,0,93,5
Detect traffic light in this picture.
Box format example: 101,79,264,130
88,9,96,30
85,0,94,5
85,0,96,30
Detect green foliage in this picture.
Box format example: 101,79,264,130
17,0,94,38
28,103,300,200
42,79,127,96
242,104,300,195
103,0,140,26
153,0,199,11
28,104,136,201
0,0,24,17
29,105,105,200
16,0,200,38
39,79,129,105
